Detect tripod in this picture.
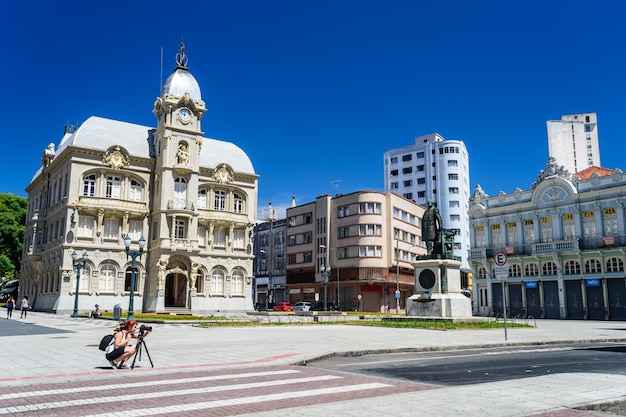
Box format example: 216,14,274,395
130,333,154,370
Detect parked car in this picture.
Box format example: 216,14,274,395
311,301,337,311
272,302,293,311
292,302,312,311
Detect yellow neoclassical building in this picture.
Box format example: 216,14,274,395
21,42,258,315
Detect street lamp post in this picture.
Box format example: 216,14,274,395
71,250,89,318
320,244,340,310
124,235,146,320
320,263,331,311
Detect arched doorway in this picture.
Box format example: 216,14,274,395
165,266,188,308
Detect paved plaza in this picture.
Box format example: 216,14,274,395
2,312,626,416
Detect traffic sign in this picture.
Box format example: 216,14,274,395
494,251,508,266
494,251,508,280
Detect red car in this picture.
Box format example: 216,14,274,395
272,302,293,311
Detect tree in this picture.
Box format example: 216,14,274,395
0,193,27,279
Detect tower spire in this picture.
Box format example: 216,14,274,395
175,38,188,69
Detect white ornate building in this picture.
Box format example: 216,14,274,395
468,158,626,320
21,42,258,315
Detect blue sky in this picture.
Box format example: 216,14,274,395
1,1,624,218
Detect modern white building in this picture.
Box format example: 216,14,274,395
20,41,258,315
384,133,471,272
547,112,600,174
468,158,626,320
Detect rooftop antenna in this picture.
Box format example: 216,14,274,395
159,46,163,92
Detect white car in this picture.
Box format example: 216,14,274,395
292,302,312,311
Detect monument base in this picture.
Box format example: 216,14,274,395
406,292,472,318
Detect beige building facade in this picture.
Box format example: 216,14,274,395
285,191,426,312
20,42,258,315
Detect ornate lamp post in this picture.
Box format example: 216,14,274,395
124,235,146,320
71,250,88,318
320,263,331,311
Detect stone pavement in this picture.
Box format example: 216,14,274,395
1,311,626,416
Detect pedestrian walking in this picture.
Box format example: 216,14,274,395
20,296,30,318
6,296,15,319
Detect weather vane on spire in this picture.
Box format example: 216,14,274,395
175,38,188,68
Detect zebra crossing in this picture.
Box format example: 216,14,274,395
0,366,433,416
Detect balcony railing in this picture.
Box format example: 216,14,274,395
469,235,625,260
167,199,195,211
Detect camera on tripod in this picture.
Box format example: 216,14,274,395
139,325,152,335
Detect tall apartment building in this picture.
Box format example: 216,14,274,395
547,112,600,174
384,133,471,272
285,191,425,312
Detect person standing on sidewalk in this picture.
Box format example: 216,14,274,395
6,296,15,319
19,296,30,318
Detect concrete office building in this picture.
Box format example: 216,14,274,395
384,133,471,272
547,112,600,174
468,158,626,320
285,191,425,312
20,42,258,315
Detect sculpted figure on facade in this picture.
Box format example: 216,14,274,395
103,146,129,170
157,257,168,289
213,164,233,184
177,143,189,165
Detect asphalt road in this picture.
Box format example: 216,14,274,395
309,342,626,386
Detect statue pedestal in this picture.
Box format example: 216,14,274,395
406,258,472,318
156,288,165,312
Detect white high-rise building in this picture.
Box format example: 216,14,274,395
547,112,600,174
384,133,471,272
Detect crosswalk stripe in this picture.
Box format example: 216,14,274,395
81,383,392,417
0,375,342,414
0,369,301,400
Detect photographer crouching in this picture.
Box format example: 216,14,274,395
105,320,151,369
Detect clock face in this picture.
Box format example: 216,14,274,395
179,108,192,123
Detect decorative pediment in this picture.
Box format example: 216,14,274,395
213,164,233,184
103,146,129,170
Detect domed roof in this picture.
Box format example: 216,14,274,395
161,69,201,101
160,40,202,101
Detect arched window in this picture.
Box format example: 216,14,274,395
475,226,485,248
523,219,535,244
607,258,624,273
129,180,142,202
585,259,602,274
125,266,140,292
603,207,618,236
232,270,244,295
78,265,91,291
214,190,226,211
197,189,207,209
583,210,596,240
564,260,581,275
491,224,502,248
525,263,538,277
506,221,517,246
83,174,96,197
562,213,575,240
195,270,204,294
478,267,487,279
211,269,225,295
540,217,552,242
542,262,557,276
509,264,521,277
233,193,244,213
99,264,116,292
106,176,121,198
174,177,187,209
